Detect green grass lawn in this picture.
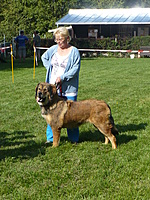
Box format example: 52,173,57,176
0,57,150,200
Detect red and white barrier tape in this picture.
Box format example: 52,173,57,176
138,50,150,53
35,47,150,53
79,49,150,53
79,49,139,53
0,46,11,50
35,47,49,50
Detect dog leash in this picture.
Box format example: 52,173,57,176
59,85,63,97
55,82,63,97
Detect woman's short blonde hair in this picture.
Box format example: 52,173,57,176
53,27,71,43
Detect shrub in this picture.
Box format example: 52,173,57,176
23,36,150,58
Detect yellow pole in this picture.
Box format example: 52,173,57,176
33,46,36,79
10,44,14,83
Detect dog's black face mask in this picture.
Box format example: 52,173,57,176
35,83,57,106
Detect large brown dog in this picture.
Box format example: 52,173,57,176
35,83,118,149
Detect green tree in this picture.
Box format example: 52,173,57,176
0,0,77,41
97,0,124,8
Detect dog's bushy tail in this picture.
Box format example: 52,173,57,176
109,114,119,136
111,126,119,136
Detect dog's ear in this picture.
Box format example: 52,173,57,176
35,83,40,99
48,84,57,99
51,84,57,95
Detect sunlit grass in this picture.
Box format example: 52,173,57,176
0,57,150,199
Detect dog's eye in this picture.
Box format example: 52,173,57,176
44,88,47,92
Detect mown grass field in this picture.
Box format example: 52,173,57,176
0,57,150,200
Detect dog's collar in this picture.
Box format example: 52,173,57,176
40,100,53,109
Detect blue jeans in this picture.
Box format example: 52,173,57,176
46,96,79,143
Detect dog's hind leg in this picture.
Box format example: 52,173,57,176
104,127,118,144
106,131,117,149
104,136,109,144
103,130,117,149
95,124,117,149
52,128,61,147
93,124,110,145
104,126,118,147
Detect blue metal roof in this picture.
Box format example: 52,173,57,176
56,8,150,25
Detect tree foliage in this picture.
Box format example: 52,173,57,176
0,0,77,41
0,0,150,42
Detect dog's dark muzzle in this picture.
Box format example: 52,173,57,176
38,92,43,98
37,92,46,102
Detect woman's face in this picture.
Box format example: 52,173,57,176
55,33,68,49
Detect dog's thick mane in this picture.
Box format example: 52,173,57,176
40,96,65,115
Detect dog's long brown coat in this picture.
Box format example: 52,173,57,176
35,83,118,149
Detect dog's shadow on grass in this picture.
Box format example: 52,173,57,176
116,123,147,133
61,123,147,146
116,123,147,145
1,122,146,159
0,131,46,161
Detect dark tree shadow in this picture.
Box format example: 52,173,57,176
0,58,39,71
0,131,35,147
0,131,46,161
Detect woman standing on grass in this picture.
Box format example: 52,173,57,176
41,27,81,145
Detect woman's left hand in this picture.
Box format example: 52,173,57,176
56,77,61,85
